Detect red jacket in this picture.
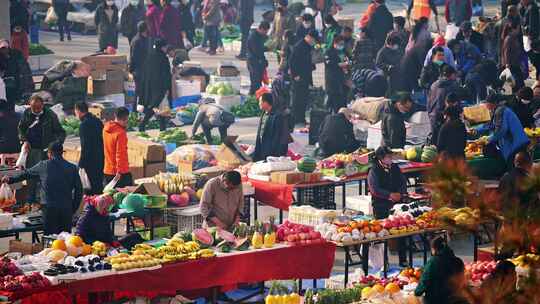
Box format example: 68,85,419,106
11,31,29,60
103,121,129,175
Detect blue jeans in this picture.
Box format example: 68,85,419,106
205,25,219,51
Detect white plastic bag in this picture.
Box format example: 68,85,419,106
0,183,15,208
79,168,91,190
368,243,384,271
104,175,120,192
445,23,459,41
183,38,193,50
524,36,532,52
15,148,28,168
44,7,58,24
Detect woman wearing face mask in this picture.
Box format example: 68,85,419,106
367,146,409,267
94,0,119,51
376,35,404,96
324,36,349,113
120,0,146,44
159,0,184,49
380,92,413,149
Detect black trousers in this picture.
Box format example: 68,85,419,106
104,173,134,189
327,91,347,113
43,206,73,235
239,22,252,57
139,107,168,131
54,5,70,40
85,167,104,195
373,204,407,264
202,125,228,144
292,79,309,124
248,62,264,95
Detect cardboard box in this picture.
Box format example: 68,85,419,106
81,54,128,71
215,137,252,169
63,144,81,164
133,182,163,195
130,166,145,180
270,171,304,185
180,75,207,92
304,172,322,183
127,136,166,163
128,152,146,167
9,240,43,255
88,70,125,96
193,166,225,179
144,162,166,177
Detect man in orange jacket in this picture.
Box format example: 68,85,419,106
103,107,132,188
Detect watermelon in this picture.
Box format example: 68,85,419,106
421,145,437,163
206,227,218,245
173,231,192,241
192,228,214,248
234,237,250,251
217,228,236,243
297,157,317,173
217,240,232,253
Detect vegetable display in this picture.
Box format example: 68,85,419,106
61,117,81,136
230,95,262,118
206,82,237,96
29,44,54,56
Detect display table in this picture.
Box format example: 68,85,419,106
6,242,336,303
467,157,507,179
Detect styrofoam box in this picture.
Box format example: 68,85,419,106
346,195,373,215
232,40,242,52
209,75,241,91
104,93,125,107
176,80,201,97
203,94,241,110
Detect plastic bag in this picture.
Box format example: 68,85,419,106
524,36,532,52
44,7,58,24
445,23,460,41
0,183,15,208
183,38,193,50
15,148,28,168
472,4,483,16
368,243,384,271
79,168,91,190
104,175,120,192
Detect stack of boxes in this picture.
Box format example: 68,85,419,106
127,135,167,180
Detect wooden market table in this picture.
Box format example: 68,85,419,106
4,242,337,304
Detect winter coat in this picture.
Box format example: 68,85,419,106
445,0,472,26
140,48,171,109
0,111,21,154
419,62,442,90
318,113,359,157
454,41,481,76
351,69,388,97
10,31,29,60
400,44,426,91
289,39,314,85
9,156,82,211
376,46,403,94
323,24,342,50
423,45,456,67
78,113,104,174
437,118,467,159
202,0,222,26
129,33,150,97
415,247,457,304
352,37,377,70
324,47,346,96
1,48,32,106
507,97,534,128
192,103,234,136
477,105,530,161
160,4,183,48
18,107,66,150
120,4,145,41
179,3,195,40
103,121,129,175
520,1,540,39
367,161,407,217
381,101,406,148
456,30,485,53
270,10,297,50
427,78,459,131
247,30,268,68
365,3,394,50
145,4,162,38
76,203,113,244
94,4,119,50
253,110,289,161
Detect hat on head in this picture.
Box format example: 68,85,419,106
277,0,288,6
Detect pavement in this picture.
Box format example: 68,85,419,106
0,0,503,285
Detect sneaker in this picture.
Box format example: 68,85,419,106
67,35,72,41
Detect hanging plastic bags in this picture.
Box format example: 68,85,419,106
0,183,16,208
79,168,91,190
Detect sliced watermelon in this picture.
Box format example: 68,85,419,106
234,237,250,251
192,228,214,247
217,228,236,243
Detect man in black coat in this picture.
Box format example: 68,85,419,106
129,22,150,105
247,21,270,95
381,93,413,149
318,108,360,158
428,65,459,144
324,36,349,113
252,93,289,161
365,0,394,51
75,102,104,195
520,0,540,41
289,29,317,126
236,0,255,60
52,0,71,41
455,21,484,53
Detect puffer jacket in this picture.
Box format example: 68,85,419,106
103,121,129,175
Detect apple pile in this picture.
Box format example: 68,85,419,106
399,267,422,283
0,273,51,292
357,274,408,289
381,214,420,235
466,261,498,283
277,221,324,246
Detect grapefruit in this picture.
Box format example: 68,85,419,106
52,240,67,251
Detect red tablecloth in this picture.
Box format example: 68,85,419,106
249,179,294,210
7,242,336,302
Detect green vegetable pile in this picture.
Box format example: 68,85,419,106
220,25,240,39
304,286,364,304
127,113,160,131
29,44,54,56
206,82,237,96
192,133,222,145
61,117,81,136
230,95,262,118
156,129,188,144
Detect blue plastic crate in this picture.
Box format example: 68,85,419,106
172,95,202,108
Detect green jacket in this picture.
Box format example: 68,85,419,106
415,247,456,304
19,107,66,150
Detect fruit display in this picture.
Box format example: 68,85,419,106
191,228,215,248
465,261,498,283
380,215,420,235
0,272,51,292
154,173,196,195
297,156,317,173
287,206,338,227
403,147,423,161
206,82,237,96
265,281,301,304
92,241,108,257
398,268,422,283
0,257,22,277
465,141,485,159
316,220,389,243
524,127,540,138
106,253,161,271
44,255,113,276
510,253,540,268
391,202,432,218
414,211,440,229
276,221,324,246
435,207,481,229
420,145,437,163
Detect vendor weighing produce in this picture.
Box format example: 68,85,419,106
2,142,82,235
199,171,244,231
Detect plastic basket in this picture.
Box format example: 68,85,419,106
166,206,203,234
295,184,336,210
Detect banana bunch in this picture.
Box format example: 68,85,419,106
331,153,353,163
166,238,185,247
524,128,540,138
511,254,540,268
133,244,153,251
154,173,196,194
162,253,191,263
108,253,161,271
196,249,215,259
437,207,481,227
